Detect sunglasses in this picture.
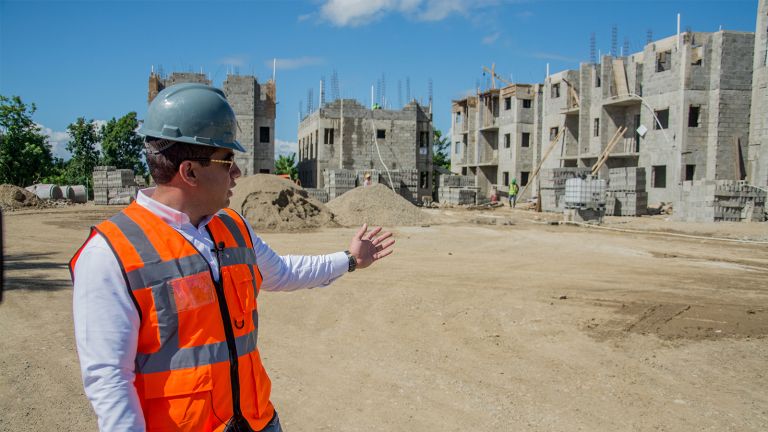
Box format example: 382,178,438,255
186,157,236,170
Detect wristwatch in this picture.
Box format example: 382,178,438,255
344,250,357,272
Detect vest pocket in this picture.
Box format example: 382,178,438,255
224,265,255,326
139,367,215,431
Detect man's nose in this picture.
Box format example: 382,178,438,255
231,160,242,179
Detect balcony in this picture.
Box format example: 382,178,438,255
477,149,499,166
479,116,499,131
603,93,641,107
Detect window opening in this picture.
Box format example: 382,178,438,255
551,83,561,98
685,164,696,181
260,127,270,143
504,133,511,148
656,50,672,72
520,171,530,186
654,109,669,129
652,165,667,188
521,132,530,148
688,106,700,127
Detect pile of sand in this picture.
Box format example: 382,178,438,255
230,174,337,231
326,183,432,227
0,184,41,211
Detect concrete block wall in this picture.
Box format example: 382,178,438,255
223,75,276,175
749,0,768,186
299,99,433,202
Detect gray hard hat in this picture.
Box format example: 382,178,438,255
138,83,245,152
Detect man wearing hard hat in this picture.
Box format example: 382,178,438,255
70,83,395,432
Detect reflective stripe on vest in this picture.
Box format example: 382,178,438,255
71,203,274,431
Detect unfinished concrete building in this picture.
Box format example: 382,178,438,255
542,30,755,205
452,28,758,208
297,99,434,202
147,71,276,176
450,84,542,198
749,0,768,186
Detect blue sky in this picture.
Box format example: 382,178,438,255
0,0,760,160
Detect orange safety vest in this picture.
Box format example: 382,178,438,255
70,202,274,431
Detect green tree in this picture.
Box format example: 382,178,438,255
275,153,298,180
0,95,54,186
100,112,147,177
432,129,450,171
64,117,101,194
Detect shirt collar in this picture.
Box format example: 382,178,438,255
136,188,214,230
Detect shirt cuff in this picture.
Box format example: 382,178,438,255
329,251,350,277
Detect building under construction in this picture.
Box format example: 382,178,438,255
297,98,434,203
451,7,767,213
148,71,276,176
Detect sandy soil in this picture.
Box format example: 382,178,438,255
1,204,766,431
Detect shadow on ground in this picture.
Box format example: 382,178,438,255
3,251,70,292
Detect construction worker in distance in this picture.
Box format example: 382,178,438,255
70,83,395,432
363,172,372,187
509,178,519,208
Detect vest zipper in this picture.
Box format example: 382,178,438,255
209,236,244,421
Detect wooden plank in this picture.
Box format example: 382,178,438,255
612,59,629,96
591,126,627,175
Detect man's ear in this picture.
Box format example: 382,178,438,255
178,161,198,186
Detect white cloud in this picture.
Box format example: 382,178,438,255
38,120,107,160
482,32,500,45
317,0,487,27
275,139,298,159
269,56,325,71
38,124,71,159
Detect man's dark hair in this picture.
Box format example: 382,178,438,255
145,138,217,184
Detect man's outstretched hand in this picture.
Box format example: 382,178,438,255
348,224,395,270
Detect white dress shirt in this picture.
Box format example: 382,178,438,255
73,188,348,431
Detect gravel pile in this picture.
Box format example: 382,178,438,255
326,183,432,227
0,184,42,211
230,174,338,231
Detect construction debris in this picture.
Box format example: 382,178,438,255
0,184,41,211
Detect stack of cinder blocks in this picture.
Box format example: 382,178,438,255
92,166,139,205
437,175,477,205
539,168,591,212
398,169,419,203
675,180,767,222
303,188,329,203
323,169,357,200
606,167,648,216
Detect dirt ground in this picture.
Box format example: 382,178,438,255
1,204,766,431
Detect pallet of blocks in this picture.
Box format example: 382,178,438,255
606,167,647,216
304,188,329,203
323,169,356,200
539,168,591,212
437,174,477,205
675,180,766,222
92,166,139,205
